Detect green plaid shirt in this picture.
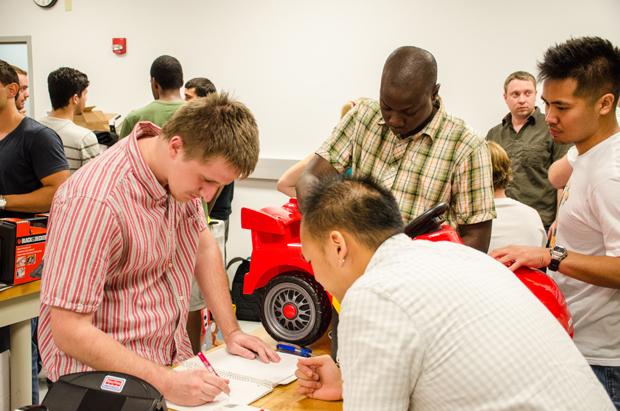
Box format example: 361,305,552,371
317,98,495,226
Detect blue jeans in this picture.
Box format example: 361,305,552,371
31,317,40,404
592,365,620,410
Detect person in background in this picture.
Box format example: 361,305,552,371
0,60,69,405
12,65,29,115
486,71,570,232
39,67,102,173
491,36,620,408
119,55,185,138
296,46,495,252
295,175,613,410
487,141,546,252
184,77,216,101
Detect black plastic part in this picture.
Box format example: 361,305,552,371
404,202,449,238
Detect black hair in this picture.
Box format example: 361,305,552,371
301,175,404,249
185,77,216,97
538,36,620,104
150,55,183,90
47,67,90,110
0,59,19,87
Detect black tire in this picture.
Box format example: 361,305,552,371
260,272,332,346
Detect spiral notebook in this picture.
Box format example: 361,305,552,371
167,348,298,411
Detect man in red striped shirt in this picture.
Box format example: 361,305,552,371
38,93,279,406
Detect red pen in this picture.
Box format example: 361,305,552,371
197,351,219,376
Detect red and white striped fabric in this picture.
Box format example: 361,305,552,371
38,122,207,381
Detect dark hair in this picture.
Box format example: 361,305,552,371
301,175,404,249
162,92,259,178
185,77,216,97
47,67,90,110
150,55,183,90
0,59,19,87
538,36,620,104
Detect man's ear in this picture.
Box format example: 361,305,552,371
168,135,184,159
7,83,19,99
433,83,441,100
328,230,348,265
598,93,616,116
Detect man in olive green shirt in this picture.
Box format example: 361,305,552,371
119,55,185,138
486,71,570,230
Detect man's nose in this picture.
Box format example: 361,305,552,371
545,108,557,124
387,114,405,128
200,184,219,202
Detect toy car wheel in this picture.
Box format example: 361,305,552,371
260,272,332,346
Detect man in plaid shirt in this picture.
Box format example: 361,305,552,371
297,46,495,252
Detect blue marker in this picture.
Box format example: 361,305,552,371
276,343,312,358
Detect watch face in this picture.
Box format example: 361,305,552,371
554,245,567,254
33,0,57,8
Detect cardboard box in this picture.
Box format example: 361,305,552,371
74,106,117,132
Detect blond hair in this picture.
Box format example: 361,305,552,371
503,71,536,92
487,141,512,190
162,92,259,178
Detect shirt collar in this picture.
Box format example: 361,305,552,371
378,97,445,142
126,121,168,201
502,107,541,127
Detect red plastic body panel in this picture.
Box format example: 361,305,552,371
240,199,573,336
241,199,317,295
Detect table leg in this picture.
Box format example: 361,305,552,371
9,319,32,409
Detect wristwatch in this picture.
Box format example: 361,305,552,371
548,245,568,271
0,195,6,210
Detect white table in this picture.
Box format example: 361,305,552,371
0,281,40,409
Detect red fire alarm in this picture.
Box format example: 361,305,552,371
112,38,127,55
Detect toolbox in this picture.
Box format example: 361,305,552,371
0,215,47,285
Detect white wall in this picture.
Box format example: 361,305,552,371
1,0,619,260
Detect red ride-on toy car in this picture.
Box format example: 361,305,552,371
240,199,573,346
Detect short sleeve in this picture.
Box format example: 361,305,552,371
451,141,496,225
80,131,103,166
315,107,359,174
29,127,69,180
41,196,122,313
339,287,423,411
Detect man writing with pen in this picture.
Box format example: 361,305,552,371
38,94,280,407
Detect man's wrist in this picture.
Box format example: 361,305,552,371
221,325,242,342
544,248,553,267
149,365,174,396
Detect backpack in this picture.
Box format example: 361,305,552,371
228,257,261,321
